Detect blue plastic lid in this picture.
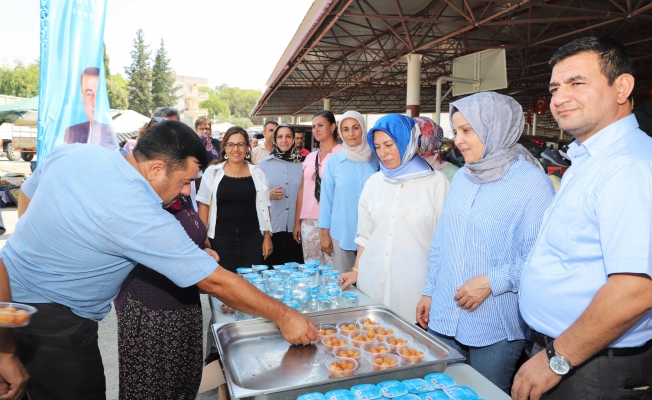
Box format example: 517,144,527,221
316,295,331,302
323,270,340,277
324,389,356,400
236,267,254,274
268,276,284,282
418,392,449,400
305,259,321,265
423,374,456,389
273,264,290,270
297,393,327,400
252,265,269,271
392,395,420,400
340,292,360,299
377,381,408,398
350,384,382,399
442,386,479,400
401,379,435,394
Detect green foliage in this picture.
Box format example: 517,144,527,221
107,75,129,109
124,29,152,116
103,43,111,77
200,90,230,119
151,39,180,108
0,60,40,98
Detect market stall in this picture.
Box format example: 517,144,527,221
208,265,511,400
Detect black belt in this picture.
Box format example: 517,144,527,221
530,328,652,358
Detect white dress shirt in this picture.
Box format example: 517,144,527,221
355,171,449,321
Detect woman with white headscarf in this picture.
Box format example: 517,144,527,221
318,111,377,273
340,114,450,321
415,92,555,393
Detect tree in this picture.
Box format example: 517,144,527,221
151,39,180,108
0,60,40,98
199,86,230,119
212,84,264,124
103,43,111,77
124,29,152,115
107,74,129,110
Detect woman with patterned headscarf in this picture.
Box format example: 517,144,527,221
415,116,459,183
258,124,305,265
415,92,555,393
340,114,449,321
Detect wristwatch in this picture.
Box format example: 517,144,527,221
546,340,572,375
263,231,273,237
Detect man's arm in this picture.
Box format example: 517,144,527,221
0,260,29,400
16,190,30,218
196,267,317,344
513,273,652,400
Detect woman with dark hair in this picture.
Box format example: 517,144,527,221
197,126,273,272
292,111,342,264
258,124,305,265
318,111,377,273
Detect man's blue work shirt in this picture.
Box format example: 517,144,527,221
1,145,219,321
520,114,652,348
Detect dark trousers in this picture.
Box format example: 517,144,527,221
14,303,105,400
530,337,652,399
266,231,304,267
210,229,263,273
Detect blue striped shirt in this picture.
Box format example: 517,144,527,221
423,155,555,346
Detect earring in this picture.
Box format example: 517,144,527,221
224,154,228,160
246,153,251,159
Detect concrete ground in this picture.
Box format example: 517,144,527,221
0,158,218,400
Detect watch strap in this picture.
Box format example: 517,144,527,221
546,340,556,361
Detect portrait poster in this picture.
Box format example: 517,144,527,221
37,0,117,163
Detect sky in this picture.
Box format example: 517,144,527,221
0,0,314,91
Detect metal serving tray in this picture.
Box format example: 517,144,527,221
212,305,465,399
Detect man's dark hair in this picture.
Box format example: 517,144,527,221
263,120,279,130
195,117,211,129
549,36,633,85
134,120,209,173
80,67,100,85
153,107,181,119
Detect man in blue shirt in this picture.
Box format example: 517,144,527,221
0,121,317,400
515,37,652,400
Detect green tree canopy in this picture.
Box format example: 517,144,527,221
107,74,129,110
151,39,180,109
124,29,152,116
103,43,111,77
199,86,230,119
0,60,40,98
209,84,264,125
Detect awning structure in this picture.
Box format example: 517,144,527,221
252,0,652,137
0,97,39,127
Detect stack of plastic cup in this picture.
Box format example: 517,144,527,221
322,270,342,297
291,276,309,302
262,270,279,280
339,292,360,308
252,265,269,275
268,277,285,299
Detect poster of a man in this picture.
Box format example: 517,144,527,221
63,67,118,150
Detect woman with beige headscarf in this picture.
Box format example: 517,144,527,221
318,111,378,273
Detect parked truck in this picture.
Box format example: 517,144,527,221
0,123,36,161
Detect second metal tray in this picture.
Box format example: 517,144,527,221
212,305,465,399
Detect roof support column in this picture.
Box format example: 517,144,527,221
323,98,331,111
291,115,297,124
405,54,423,117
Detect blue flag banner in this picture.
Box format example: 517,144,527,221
37,0,116,163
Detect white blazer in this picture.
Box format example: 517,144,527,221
196,162,272,239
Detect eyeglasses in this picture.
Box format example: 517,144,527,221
197,126,211,132
224,142,248,150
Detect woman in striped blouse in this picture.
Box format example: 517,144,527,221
416,92,555,393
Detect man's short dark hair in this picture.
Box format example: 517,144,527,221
549,36,633,85
263,120,279,130
195,117,211,129
134,120,208,173
80,67,100,85
153,107,181,119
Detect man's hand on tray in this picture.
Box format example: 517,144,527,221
278,308,318,345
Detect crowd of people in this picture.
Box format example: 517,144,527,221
1,36,651,400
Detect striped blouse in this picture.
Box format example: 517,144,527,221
423,155,555,346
